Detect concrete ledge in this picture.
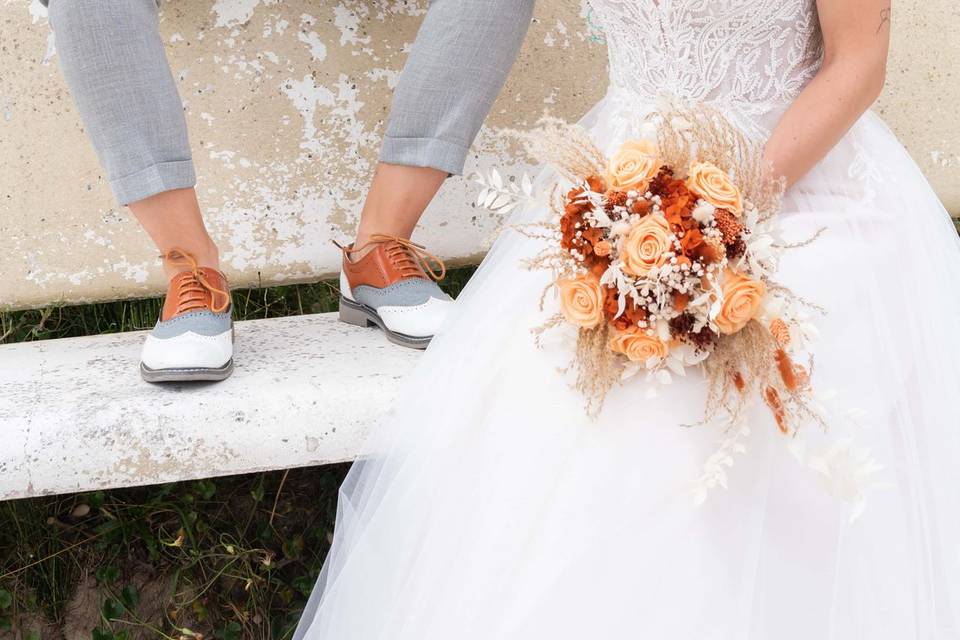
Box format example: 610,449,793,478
0,313,418,501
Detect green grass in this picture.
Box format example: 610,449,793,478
0,268,476,639
1,468,349,640
0,268,476,345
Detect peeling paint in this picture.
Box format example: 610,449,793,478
212,0,269,28
283,74,337,155
27,0,45,23
298,14,328,61
366,66,400,89
332,4,366,47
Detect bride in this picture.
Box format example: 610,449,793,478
295,1,960,637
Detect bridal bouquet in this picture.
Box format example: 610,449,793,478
504,107,820,419
474,104,883,508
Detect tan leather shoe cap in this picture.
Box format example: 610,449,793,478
160,249,232,321
340,235,445,290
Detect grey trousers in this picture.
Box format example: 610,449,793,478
47,0,534,206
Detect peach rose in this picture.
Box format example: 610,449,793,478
606,139,661,192
609,328,669,364
715,269,766,335
686,162,743,216
621,213,672,277
558,275,605,328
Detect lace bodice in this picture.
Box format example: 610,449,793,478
589,0,824,127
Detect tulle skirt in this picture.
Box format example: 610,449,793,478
293,92,960,639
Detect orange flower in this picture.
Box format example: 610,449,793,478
769,318,791,347
732,370,747,393
621,212,672,277
687,162,743,216
606,140,661,192
558,275,605,328
673,292,690,312
774,349,800,391
714,269,766,335
594,240,612,257
714,208,743,244
653,174,698,238
605,190,629,210
631,199,652,216
561,187,611,275
586,175,608,193
603,286,647,330
764,386,790,434
694,235,725,264
609,328,669,363
680,227,705,258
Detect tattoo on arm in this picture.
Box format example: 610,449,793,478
876,6,891,34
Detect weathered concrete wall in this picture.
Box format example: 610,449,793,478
875,0,960,212
1,0,957,311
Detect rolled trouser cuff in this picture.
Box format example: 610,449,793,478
379,135,470,176
111,159,196,205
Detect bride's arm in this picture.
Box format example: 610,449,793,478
762,0,892,187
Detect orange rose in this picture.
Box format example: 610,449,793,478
558,275,605,328
714,269,766,335
609,328,669,364
686,162,743,216
621,213,672,277
606,139,661,192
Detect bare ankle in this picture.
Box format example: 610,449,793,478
161,240,221,279
351,162,445,258
351,229,405,261
348,234,375,262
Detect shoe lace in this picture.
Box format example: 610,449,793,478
339,234,446,281
161,248,231,314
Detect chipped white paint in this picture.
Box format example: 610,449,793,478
0,313,417,500
26,0,43,23
298,14,328,61
211,0,268,28
0,0,957,311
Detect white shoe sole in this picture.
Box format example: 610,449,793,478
140,326,236,383
338,296,432,350
140,358,235,383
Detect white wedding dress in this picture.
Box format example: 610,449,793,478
294,1,960,637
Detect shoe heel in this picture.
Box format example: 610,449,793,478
339,299,374,327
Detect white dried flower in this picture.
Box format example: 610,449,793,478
692,200,717,224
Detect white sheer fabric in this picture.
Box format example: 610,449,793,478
293,1,960,637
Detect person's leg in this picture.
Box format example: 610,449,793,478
336,0,535,348
130,189,220,279
48,0,234,381
354,0,536,251
355,165,446,249
48,0,218,279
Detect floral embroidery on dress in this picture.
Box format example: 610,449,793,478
589,0,824,128
848,142,885,203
